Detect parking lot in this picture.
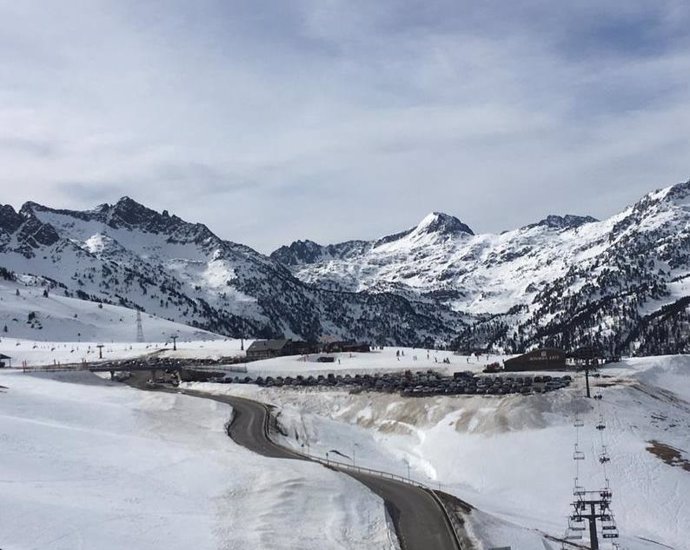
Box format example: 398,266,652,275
215,369,573,397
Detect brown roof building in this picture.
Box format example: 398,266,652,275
503,348,566,372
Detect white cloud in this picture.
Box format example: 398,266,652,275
0,0,688,251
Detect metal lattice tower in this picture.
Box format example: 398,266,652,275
562,395,621,549
136,310,144,343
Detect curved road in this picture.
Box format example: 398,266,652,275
179,389,460,550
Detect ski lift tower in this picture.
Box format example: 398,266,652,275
564,395,620,548
568,486,619,549
136,310,144,343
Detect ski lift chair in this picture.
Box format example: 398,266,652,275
601,514,619,538
602,524,619,538
573,444,585,461
599,450,611,464
568,515,586,532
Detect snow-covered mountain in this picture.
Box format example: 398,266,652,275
5,181,690,353
0,198,457,345
272,180,690,355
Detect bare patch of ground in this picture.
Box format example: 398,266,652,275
646,440,690,472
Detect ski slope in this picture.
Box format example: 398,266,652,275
0,370,396,550
0,277,222,343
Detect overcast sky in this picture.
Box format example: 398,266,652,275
1,1,689,252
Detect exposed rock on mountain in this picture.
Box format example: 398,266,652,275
272,180,690,356
0,197,459,346
4,180,690,355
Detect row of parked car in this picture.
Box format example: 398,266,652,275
214,369,572,397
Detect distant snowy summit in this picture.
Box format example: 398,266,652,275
2,179,690,354
526,214,598,230
0,197,457,346
271,211,473,267
272,178,690,355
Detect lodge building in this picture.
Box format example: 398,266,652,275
503,348,567,372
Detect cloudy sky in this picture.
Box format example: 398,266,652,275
1,1,689,252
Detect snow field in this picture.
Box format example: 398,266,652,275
0,370,396,550
241,347,508,377
0,277,223,343
0,337,252,368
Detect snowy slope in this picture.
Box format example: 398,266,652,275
272,211,603,302
0,370,396,550
273,180,690,355
0,276,220,343
0,198,461,346
5,179,690,352
190,354,690,550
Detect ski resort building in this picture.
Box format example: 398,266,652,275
322,340,371,353
503,348,566,371
245,338,314,361
0,353,11,367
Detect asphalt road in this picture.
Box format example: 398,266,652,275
177,388,460,550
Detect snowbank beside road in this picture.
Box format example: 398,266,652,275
0,370,395,550
190,356,690,549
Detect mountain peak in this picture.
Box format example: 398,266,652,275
0,204,23,233
414,212,474,236
528,214,598,230
109,196,163,228
662,178,690,203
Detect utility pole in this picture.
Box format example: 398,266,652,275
171,335,178,351
97,344,104,359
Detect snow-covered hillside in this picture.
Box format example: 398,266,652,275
0,276,220,343
273,180,690,355
0,370,396,549
0,197,460,346
190,355,690,550
5,179,690,352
